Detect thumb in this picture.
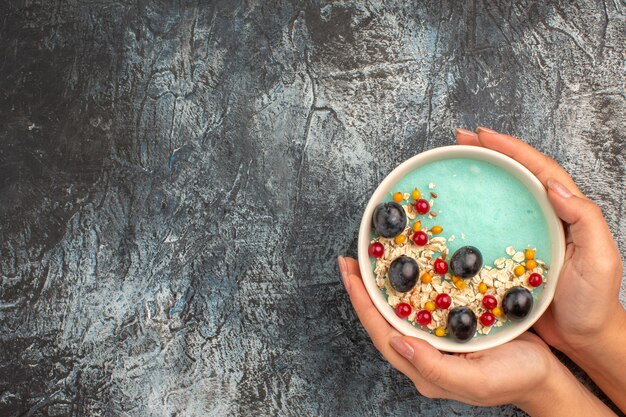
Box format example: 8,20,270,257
390,336,481,394
546,178,617,255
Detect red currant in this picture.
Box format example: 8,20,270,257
368,242,384,258
480,311,495,327
412,231,428,246
528,273,543,287
416,309,432,325
482,295,497,310
395,303,412,319
435,293,451,309
414,199,430,215
434,258,448,275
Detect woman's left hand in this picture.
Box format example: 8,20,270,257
337,256,615,416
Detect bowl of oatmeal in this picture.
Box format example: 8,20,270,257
357,145,566,352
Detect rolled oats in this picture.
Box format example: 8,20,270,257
512,251,526,263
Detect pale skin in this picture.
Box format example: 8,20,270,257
338,127,626,416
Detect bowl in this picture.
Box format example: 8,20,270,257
357,145,565,352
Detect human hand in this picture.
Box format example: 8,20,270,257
338,256,569,412
455,127,626,353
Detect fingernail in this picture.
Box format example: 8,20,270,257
390,336,414,360
477,126,497,134
547,178,573,198
455,128,477,137
338,256,350,292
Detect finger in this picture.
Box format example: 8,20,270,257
343,256,362,278
475,127,583,197
342,258,451,399
339,258,387,336
533,307,559,343
455,128,480,146
344,270,401,348
392,336,488,400
532,311,568,354
343,258,401,348
515,331,551,353
546,178,618,256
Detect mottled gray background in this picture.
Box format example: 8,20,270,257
0,0,624,416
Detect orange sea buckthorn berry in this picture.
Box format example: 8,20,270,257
421,272,433,284
393,192,403,203
492,307,503,317
525,249,535,260
455,280,466,290
412,221,422,232
435,327,446,337
526,260,537,270
514,265,526,277
394,234,407,245
431,225,443,235
424,301,436,311
478,282,488,294
411,188,421,200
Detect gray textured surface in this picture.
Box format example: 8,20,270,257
0,1,624,416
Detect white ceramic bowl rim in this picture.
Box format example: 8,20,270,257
358,145,565,353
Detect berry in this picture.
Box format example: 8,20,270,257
492,307,503,317
368,242,384,258
412,221,422,232
431,225,443,234
480,312,496,327
412,231,428,246
524,249,535,260
528,273,543,287
424,301,436,311
503,286,534,321
420,272,432,284
393,192,404,203
450,246,483,278
526,260,537,270
372,202,407,238
434,258,448,275
447,307,477,343
454,280,466,290
395,303,412,318
394,234,407,245
388,256,419,292
435,327,446,337
482,295,497,310
478,282,488,294
416,310,432,325
411,188,421,200
414,199,430,215
435,293,451,309
514,265,526,277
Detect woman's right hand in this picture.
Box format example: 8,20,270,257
456,127,626,411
